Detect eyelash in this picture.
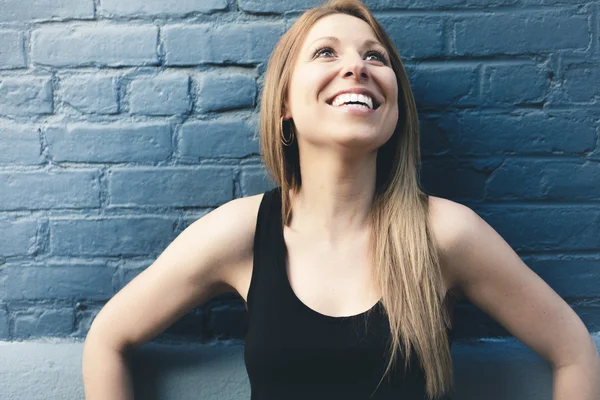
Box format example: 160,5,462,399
312,46,389,65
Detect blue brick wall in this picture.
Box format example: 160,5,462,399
0,0,598,342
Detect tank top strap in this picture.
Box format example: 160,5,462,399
246,186,284,318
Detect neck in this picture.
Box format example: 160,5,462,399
287,147,377,245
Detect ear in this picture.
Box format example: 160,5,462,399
282,97,292,120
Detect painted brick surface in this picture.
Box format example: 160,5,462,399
0,264,115,301
0,309,8,339
163,23,284,65
0,30,25,69
378,16,445,59
129,74,191,116
32,26,159,67
0,0,597,343
179,120,259,159
0,219,38,256
195,72,256,112
563,62,600,102
107,167,234,207
49,217,176,257
100,0,228,16
0,170,100,210
420,110,597,157
482,62,550,105
0,76,53,116
487,160,600,201
45,123,172,163
13,308,74,338
454,11,590,55
59,74,119,114
0,125,43,165
407,64,479,108
0,0,94,22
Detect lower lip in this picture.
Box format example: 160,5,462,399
328,103,377,115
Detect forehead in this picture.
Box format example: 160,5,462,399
301,13,380,49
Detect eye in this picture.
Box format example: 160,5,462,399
365,49,389,64
313,46,389,65
313,46,335,58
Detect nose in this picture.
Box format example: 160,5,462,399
341,53,368,80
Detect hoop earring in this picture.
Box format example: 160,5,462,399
280,117,295,146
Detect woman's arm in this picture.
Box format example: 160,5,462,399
429,198,600,399
82,194,262,399
554,359,600,400
82,336,134,400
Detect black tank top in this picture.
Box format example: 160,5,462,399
244,187,454,400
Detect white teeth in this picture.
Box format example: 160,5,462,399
331,93,374,109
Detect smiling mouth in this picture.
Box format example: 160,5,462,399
325,99,382,110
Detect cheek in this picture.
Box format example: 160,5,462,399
290,66,329,106
385,73,399,104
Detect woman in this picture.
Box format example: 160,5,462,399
82,1,600,399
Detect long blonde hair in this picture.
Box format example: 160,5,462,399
258,0,454,398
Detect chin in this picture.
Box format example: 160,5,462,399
330,129,388,151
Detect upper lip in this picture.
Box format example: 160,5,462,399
326,88,382,109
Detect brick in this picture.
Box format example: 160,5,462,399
101,0,227,16
195,72,256,112
464,0,513,5
50,217,176,256
421,110,596,156
0,125,43,165
487,160,600,201
0,219,37,257
406,64,478,109
13,308,74,338
179,120,259,159
239,166,275,197
269,0,470,10
364,0,465,9
524,256,600,298
421,159,488,201
378,16,444,59
0,170,100,210
32,26,159,67
0,30,25,68
238,0,320,13
59,74,118,114
0,264,114,301
482,63,549,105
108,167,233,207
0,308,8,338
0,0,93,22
563,62,600,102
164,23,284,65
0,76,53,116
519,0,589,4
45,123,171,163
129,74,191,116
418,116,453,156
454,12,589,56
475,206,600,252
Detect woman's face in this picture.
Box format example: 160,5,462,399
283,13,399,154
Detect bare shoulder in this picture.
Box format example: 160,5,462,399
427,195,480,298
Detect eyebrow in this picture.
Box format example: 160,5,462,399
307,36,386,51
